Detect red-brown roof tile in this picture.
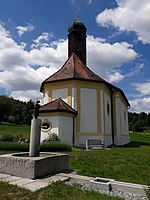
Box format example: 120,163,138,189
40,53,130,107
39,98,78,115
40,53,105,91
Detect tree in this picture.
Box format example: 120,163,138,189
23,100,34,125
128,111,150,132
132,121,144,132
0,96,15,124
0,95,34,125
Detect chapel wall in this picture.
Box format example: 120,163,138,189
39,115,59,143
114,93,130,145
103,92,112,134
80,88,97,133
52,88,68,103
39,113,73,145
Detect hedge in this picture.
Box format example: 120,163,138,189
0,142,72,152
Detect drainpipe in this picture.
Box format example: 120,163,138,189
72,115,77,146
111,92,115,145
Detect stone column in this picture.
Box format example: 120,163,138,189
29,118,41,157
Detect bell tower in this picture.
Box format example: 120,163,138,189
68,18,87,66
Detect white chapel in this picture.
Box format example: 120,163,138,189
39,19,130,147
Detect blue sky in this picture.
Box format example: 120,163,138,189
0,0,150,113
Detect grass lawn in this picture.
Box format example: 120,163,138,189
0,133,149,186
0,123,150,198
130,132,150,143
0,122,30,139
68,132,150,185
69,142,150,185
0,181,123,200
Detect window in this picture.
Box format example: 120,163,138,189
107,102,110,116
41,119,52,132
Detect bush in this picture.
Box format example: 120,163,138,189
14,133,29,143
0,142,72,152
43,133,60,143
40,143,72,152
49,133,59,141
146,186,150,200
0,143,29,151
0,134,15,142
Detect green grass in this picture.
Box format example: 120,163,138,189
130,132,150,143
68,133,150,185
68,143,150,185
0,122,30,139
0,181,123,200
0,123,150,186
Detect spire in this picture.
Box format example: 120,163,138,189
68,18,87,66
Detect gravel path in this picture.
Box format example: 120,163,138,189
66,180,148,200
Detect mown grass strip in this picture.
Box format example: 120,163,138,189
0,122,30,138
0,181,123,200
130,132,150,143
68,142,150,185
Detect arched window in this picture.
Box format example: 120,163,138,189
107,101,110,116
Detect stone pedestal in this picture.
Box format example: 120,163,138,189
0,152,69,179
29,119,41,157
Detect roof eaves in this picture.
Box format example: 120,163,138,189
40,55,73,92
39,109,78,115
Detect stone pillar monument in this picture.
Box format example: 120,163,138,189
29,100,41,157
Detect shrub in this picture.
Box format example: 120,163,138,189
49,133,59,141
146,186,150,200
0,134,15,142
40,143,72,152
0,142,72,152
14,133,29,143
43,133,60,143
0,143,29,151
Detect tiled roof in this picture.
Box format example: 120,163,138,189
39,98,78,115
40,53,130,107
40,53,105,92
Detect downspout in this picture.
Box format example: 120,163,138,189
111,91,115,145
72,115,77,146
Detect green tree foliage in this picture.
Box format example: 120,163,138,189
0,95,34,125
0,96,15,124
23,100,34,125
128,112,150,132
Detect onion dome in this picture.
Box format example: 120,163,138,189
68,18,87,33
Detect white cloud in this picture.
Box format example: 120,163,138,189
31,32,54,49
96,0,150,44
29,39,67,67
108,71,124,83
129,97,150,113
16,24,34,37
0,23,10,37
87,35,137,78
87,0,92,5
126,63,144,77
0,23,137,102
129,81,150,112
132,82,150,96
0,23,68,101
34,32,50,43
11,90,42,102
70,0,92,5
